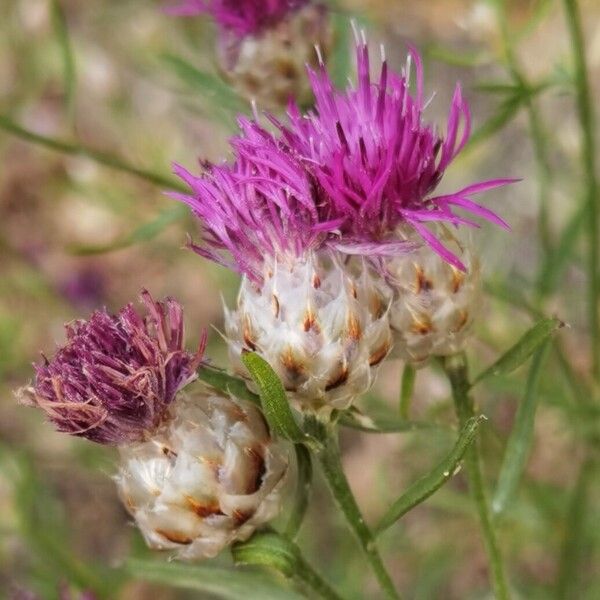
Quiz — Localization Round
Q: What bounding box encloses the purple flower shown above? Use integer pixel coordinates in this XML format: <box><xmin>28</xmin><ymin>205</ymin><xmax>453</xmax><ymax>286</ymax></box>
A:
<box><xmin>170</xmin><ymin>117</ymin><xmax>343</xmax><ymax>283</ymax></box>
<box><xmin>272</xmin><ymin>40</ymin><xmax>515</xmax><ymax>270</ymax></box>
<box><xmin>166</xmin><ymin>0</ymin><xmax>309</xmax><ymax>37</ymax></box>
<box><xmin>18</xmin><ymin>291</ymin><xmax>205</xmax><ymax>445</ymax></box>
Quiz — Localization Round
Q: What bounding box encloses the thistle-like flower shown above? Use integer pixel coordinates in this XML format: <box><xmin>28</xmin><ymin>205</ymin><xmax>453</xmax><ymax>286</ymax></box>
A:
<box><xmin>168</xmin><ymin>0</ymin><xmax>331</xmax><ymax>110</ymax></box>
<box><xmin>116</xmin><ymin>391</ymin><xmax>289</xmax><ymax>560</ymax></box>
<box><xmin>17</xmin><ymin>291</ymin><xmax>204</xmax><ymax>445</ymax></box>
<box><xmin>268</xmin><ymin>37</ymin><xmax>513</xmax><ymax>360</ymax></box>
<box><xmin>172</xmin><ymin>118</ymin><xmax>393</xmax><ymax>412</ymax></box>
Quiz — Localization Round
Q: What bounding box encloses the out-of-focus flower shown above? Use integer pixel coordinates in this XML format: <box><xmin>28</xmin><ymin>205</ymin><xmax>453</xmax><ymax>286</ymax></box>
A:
<box><xmin>274</xmin><ymin>39</ymin><xmax>513</xmax><ymax>271</ymax></box>
<box><xmin>116</xmin><ymin>391</ymin><xmax>289</xmax><ymax>559</ymax></box>
<box><xmin>17</xmin><ymin>291</ymin><xmax>205</xmax><ymax>445</ymax></box>
<box><xmin>168</xmin><ymin>1</ymin><xmax>331</xmax><ymax>110</ymax></box>
<box><xmin>385</xmin><ymin>226</ymin><xmax>481</xmax><ymax>365</ymax></box>
<box><xmin>172</xmin><ymin>119</ymin><xmax>392</xmax><ymax>412</ymax></box>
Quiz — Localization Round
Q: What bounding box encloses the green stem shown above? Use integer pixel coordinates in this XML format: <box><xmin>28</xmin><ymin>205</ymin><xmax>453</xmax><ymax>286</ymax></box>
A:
<box><xmin>399</xmin><ymin>364</ymin><xmax>416</xmax><ymax>419</ymax></box>
<box><xmin>294</xmin><ymin>554</ymin><xmax>344</xmax><ymax>600</ymax></box>
<box><xmin>555</xmin><ymin>457</ymin><xmax>595</xmax><ymax>599</ymax></box>
<box><xmin>443</xmin><ymin>354</ymin><xmax>511</xmax><ymax>600</ymax></box>
<box><xmin>0</xmin><ymin>114</ymin><xmax>186</xmax><ymax>192</ymax></box>
<box><xmin>285</xmin><ymin>444</ymin><xmax>313</xmax><ymax>539</ymax></box>
<box><xmin>318</xmin><ymin>431</ymin><xmax>401</xmax><ymax>600</ymax></box>
<box><xmin>561</xmin><ymin>0</ymin><xmax>600</xmax><ymax>380</ymax></box>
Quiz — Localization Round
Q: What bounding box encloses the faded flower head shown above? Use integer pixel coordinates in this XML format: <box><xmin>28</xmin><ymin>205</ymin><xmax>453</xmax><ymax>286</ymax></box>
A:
<box><xmin>18</xmin><ymin>291</ymin><xmax>205</xmax><ymax>445</ymax></box>
<box><xmin>116</xmin><ymin>391</ymin><xmax>289</xmax><ymax>559</ymax></box>
<box><xmin>274</xmin><ymin>38</ymin><xmax>513</xmax><ymax>270</ymax></box>
<box><xmin>167</xmin><ymin>0</ymin><xmax>309</xmax><ymax>38</ymax></box>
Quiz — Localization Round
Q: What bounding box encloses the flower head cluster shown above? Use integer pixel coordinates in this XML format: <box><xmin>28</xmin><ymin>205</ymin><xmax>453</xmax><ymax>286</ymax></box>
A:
<box><xmin>171</xmin><ymin>117</ymin><xmax>342</xmax><ymax>283</ymax></box>
<box><xmin>167</xmin><ymin>0</ymin><xmax>309</xmax><ymax>38</ymax></box>
<box><xmin>18</xmin><ymin>291</ymin><xmax>205</xmax><ymax>445</ymax></box>
<box><xmin>272</xmin><ymin>40</ymin><xmax>513</xmax><ymax>270</ymax></box>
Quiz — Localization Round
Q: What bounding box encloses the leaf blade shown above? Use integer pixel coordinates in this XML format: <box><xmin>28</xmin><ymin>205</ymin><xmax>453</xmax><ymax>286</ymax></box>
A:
<box><xmin>472</xmin><ymin>317</ymin><xmax>564</xmax><ymax>385</ymax></box>
<box><xmin>375</xmin><ymin>416</ymin><xmax>484</xmax><ymax>534</ymax></box>
<box><xmin>197</xmin><ymin>365</ymin><xmax>260</xmax><ymax>404</ymax></box>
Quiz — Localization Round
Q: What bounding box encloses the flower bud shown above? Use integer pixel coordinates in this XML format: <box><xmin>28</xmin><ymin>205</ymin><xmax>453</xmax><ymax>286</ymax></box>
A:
<box><xmin>217</xmin><ymin>4</ymin><xmax>331</xmax><ymax>110</ymax></box>
<box><xmin>116</xmin><ymin>391</ymin><xmax>289</xmax><ymax>559</ymax></box>
<box><xmin>385</xmin><ymin>229</ymin><xmax>481</xmax><ymax>365</ymax></box>
<box><xmin>17</xmin><ymin>291</ymin><xmax>204</xmax><ymax>445</ymax></box>
<box><xmin>225</xmin><ymin>253</ymin><xmax>392</xmax><ymax>412</ymax></box>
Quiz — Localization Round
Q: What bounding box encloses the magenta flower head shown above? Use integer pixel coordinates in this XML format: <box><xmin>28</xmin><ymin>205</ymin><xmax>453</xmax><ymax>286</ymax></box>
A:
<box><xmin>171</xmin><ymin>116</ymin><xmax>342</xmax><ymax>284</ymax></box>
<box><xmin>274</xmin><ymin>37</ymin><xmax>515</xmax><ymax>271</ymax></box>
<box><xmin>166</xmin><ymin>0</ymin><xmax>309</xmax><ymax>38</ymax></box>
<box><xmin>18</xmin><ymin>291</ymin><xmax>205</xmax><ymax>445</ymax></box>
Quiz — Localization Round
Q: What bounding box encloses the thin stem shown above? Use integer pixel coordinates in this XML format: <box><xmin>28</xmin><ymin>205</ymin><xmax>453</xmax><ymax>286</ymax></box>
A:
<box><xmin>318</xmin><ymin>431</ymin><xmax>401</xmax><ymax>600</ymax></box>
<box><xmin>494</xmin><ymin>0</ymin><xmax>553</xmax><ymax>251</ymax></box>
<box><xmin>0</xmin><ymin>114</ymin><xmax>186</xmax><ymax>192</ymax></box>
<box><xmin>555</xmin><ymin>457</ymin><xmax>595</xmax><ymax>599</ymax></box>
<box><xmin>443</xmin><ymin>354</ymin><xmax>511</xmax><ymax>600</ymax></box>
<box><xmin>294</xmin><ymin>553</ymin><xmax>344</xmax><ymax>600</ymax></box>
<box><xmin>285</xmin><ymin>444</ymin><xmax>313</xmax><ymax>539</ymax></box>
<box><xmin>561</xmin><ymin>0</ymin><xmax>600</xmax><ymax>380</ymax></box>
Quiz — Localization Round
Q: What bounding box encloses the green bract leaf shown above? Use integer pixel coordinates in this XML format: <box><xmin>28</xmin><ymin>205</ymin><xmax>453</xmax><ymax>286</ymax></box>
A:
<box><xmin>197</xmin><ymin>365</ymin><xmax>260</xmax><ymax>405</ymax></box>
<box><xmin>233</xmin><ymin>532</ymin><xmax>343</xmax><ymax>600</ymax></box>
<box><xmin>68</xmin><ymin>205</ymin><xmax>187</xmax><ymax>255</ymax></box>
<box><xmin>241</xmin><ymin>353</ymin><xmax>310</xmax><ymax>445</ymax></box>
<box><xmin>492</xmin><ymin>344</ymin><xmax>551</xmax><ymax>516</ymax></box>
<box><xmin>375</xmin><ymin>416</ymin><xmax>485</xmax><ymax>535</ymax></box>
<box><xmin>285</xmin><ymin>445</ymin><xmax>313</xmax><ymax>539</ymax></box>
<box><xmin>126</xmin><ymin>558</ymin><xmax>303</xmax><ymax>600</ymax></box>
<box><xmin>472</xmin><ymin>317</ymin><xmax>564</xmax><ymax>385</ymax></box>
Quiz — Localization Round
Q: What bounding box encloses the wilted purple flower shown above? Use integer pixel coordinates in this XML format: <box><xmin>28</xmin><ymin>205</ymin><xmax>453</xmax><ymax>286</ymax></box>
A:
<box><xmin>272</xmin><ymin>40</ymin><xmax>515</xmax><ymax>270</ymax></box>
<box><xmin>166</xmin><ymin>0</ymin><xmax>308</xmax><ymax>38</ymax></box>
<box><xmin>170</xmin><ymin>117</ymin><xmax>343</xmax><ymax>283</ymax></box>
<box><xmin>18</xmin><ymin>291</ymin><xmax>205</xmax><ymax>445</ymax></box>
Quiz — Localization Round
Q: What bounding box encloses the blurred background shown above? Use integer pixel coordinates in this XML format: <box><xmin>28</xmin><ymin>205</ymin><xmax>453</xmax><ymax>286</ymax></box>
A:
<box><xmin>1</xmin><ymin>0</ymin><xmax>599</xmax><ymax>598</ymax></box>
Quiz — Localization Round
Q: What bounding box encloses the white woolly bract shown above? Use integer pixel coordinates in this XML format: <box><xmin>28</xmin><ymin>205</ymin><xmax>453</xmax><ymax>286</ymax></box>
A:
<box><xmin>225</xmin><ymin>254</ymin><xmax>393</xmax><ymax>412</ymax></box>
<box><xmin>385</xmin><ymin>229</ymin><xmax>481</xmax><ymax>365</ymax></box>
<box><xmin>217</xmin><ymin>4</ymin><xmax>331</xmax><ymax>110</ymax></box>
<box><xmin>115</xmin><ymin>392</ymin><xmax>289</xmax><ymax>560</ymax></box>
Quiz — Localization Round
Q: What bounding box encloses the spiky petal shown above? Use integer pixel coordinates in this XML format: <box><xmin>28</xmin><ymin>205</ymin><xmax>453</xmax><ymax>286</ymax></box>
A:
<box><xmin>225</xmin><ymin>254</ymin><xmax>392</xmax><ymax>412</ymax></box>
<box><xmin>170</xmin><ymin>117</ymin><xmax>342</xmax><ymax>284</ymax></box>
<box><xmin>116</xmin><ymin>391</ymin><xmax>289</xmax><ymax>559</ymax></box>
<box><xmin>274</xmin><ymin>40</ymin><xmax>513</xmax><ymax>270</ymax></box>
<box><xmin>17</xmin><ymin>291</ymin><xmax>205</xmax><ymax>445</ymax></box>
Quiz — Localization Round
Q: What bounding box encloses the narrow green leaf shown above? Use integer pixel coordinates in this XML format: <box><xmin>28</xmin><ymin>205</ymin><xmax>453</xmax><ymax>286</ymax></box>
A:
<box><xmin>68</xmin><ymin>205</ymin><xmax>187</xmax><ymax>255</ymax></box>
<box><xmin>339</xmin><ymin>406</ymin><xmax>440</xmax><ymax>434</ymax></box>
<box><xmin>161</xmin><ymin>53</ymin><xmax>246</xmax><ymax>113</ymax></box>
<box><xmin>126</xmin><ymin>558</ymin><xmax>303</xmax><ymax>600</ymax></box>
<box><xmin>536</xmin><ymin>203</ymin><xmax>586</xmax><ymax>296</ymax></box>
<box><xmin>285</xmin><ymin>445</ymin><xmax>313</xmax><ymax>539</ymax></box>
<box><xmin>465</xmin><ymin>94</ymin><xmax>524</xmax><ymax>151</ymax></box>
<box><xmin>233</xmin><ymin>532</ymin><xmax>343</xmax><ymax>600</ymax></box>
<box><xmin>375</xmin><ymin>416</ymin><xmax>485</xmax><ymax>534</ymax></box>
<box><xmin>399</xmin><ymin>364</ymin><xmax>416</xmax><ymax>419</ymax></box>
<box><xmin>472</xmin><ymin>317</ymin><xmax>564</xmax><ymax>385</ymax></box>
<box><xmin>241</xmin><ymin>353</ymin><xmax>309</xmax><ymax>445</ymax></box>
<box><xmin>492</xmin><ymin>343</ymin><xmax>551</xmax><ymax>516</ymax></box>
<box><xmin>197</xmin><ymin>365</ymin><xmax>260</xmax><ymax>404</ymax></box>
<box><xmin>51</xmin><ymin>0</ymin><xmax>76</xmax><ymax>125</ymax></box>
<box><xmin>0</xmin><ymin>114</ymin><xmax>186</xmax><ymax>191</ymax></box>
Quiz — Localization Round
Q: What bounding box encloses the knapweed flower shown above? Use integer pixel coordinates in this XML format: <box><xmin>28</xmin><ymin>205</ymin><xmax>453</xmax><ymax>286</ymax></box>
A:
<box><xmin>168</xmin><ymin>0</ymin><xmax>331</xmax><ymax>110</ymax></box>
<box><xmin>17</xmin><ymin>291</ymin><xmax>204</xmax><ymax>445</ymax></box>
<box><xmin>171</xmin><ymin>118</ymin><xmax>393</xmax><ymax>412</ymax></box>
<box><xmin>116</xmin><ymin>391</ymin><xmax>289</xmax><ymax>560</ymax></box>
<box><xmin>269</xmin><ymin>38</ymin><xmax>513</xmax><ymax>360</ymax></box>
